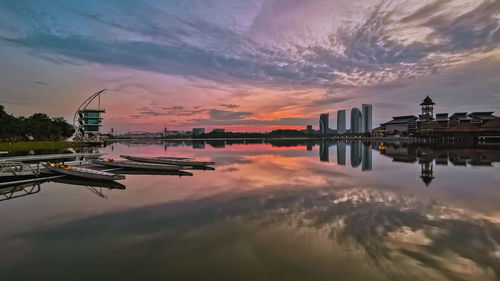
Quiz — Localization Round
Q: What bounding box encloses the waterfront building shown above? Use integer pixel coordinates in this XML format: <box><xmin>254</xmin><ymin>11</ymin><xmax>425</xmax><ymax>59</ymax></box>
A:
<box><xmin>306</xmin><ymin>125</ymin><xmax>313</xmax><ymax>134</ymax></box>
<box><xmin>350</xmin><ymin>108</ymin><xmax>363</xmax><ymax>134</ymax></box>
<box><xmin>468</xmin><ymin>112</ymin><xmax>495</xmax><ymax>124</ymax></box>
<box><xmin>435</xmin><ymin>113</ymin><xmax>449</xmax><ymax>128</ymax></box>
<box><xmin>448</xmin><ymin>112</ymin><xmax>471</xmax><ymax>127</ymax></box>
<box><xmin>337</xmin><ymin>110</ymin><xmax>346</xmax><ymax>134</ymax></box>
<box><xmin>192</xmin><ymin>128</ymin><xmax>205</xmax><ymax>135</ymax></box>
<box><xmin>319</xmin><ymin>113</ymin><xmax>329</xmax><ymax>135</ymax></box>
<box><xmin>361</xmin><ymin>104</ymin><xmax>372</xmax><ymax>133</ymax></box>
<box><xmin>419</xmin><ymin>96</ymin><xmax>435</xmax><ymax>121</ymax></box>
<box><xmin>212</xmin><ymin>128</ymin><xmax>225</xmax><ymax>133</ymax></box>
<box><xmin>381</xmin><ymin>116</ymin><xmax>418</xmax><ymax>134</ymax></box>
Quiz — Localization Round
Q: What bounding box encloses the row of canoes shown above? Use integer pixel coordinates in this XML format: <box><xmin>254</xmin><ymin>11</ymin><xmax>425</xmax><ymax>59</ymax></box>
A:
<box><xmin>42</xmin><ymin>155</ymin><xmax>215</xmax><ymax>181</ymax></box>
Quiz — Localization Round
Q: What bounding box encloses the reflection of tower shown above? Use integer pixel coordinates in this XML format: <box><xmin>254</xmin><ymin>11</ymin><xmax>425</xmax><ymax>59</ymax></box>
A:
<box><xmin>351</xmin><ymin>141</ymin><xmax>362</xmax><ymax>167</ymax></box>
<box><xmin>419</xmin><ymin>160</ymin><xmax>434</xmax><ymax>186</ymax></box>
<box><xmin>306</xmin><ymin>142</ymin><xmax>313</xmax><ymax>151</ymax></box>
<box><xmin>337</xmin><ymin>142</ymin><xmax>346</xmax><ymax>166</ymax></box>
<box><xmin>362</xmin><ymin>143</ymin><xmax>372</xmax><ymax>171</ymax></box>
<box><xmin>192</xmin><ymin>141</ymin><xmax>205</xmax><ymax>149</ymax></box>
<box><xmin>320</xmin><ymin>139</ymin><xmax>329</xmax><ymax>162</ymax></box>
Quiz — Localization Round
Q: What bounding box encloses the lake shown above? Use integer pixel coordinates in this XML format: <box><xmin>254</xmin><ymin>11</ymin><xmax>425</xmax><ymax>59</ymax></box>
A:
<box><xmin>1</xmin><ymin>140</ymin><xmax>500</xmax><ymax>281</ymax></box>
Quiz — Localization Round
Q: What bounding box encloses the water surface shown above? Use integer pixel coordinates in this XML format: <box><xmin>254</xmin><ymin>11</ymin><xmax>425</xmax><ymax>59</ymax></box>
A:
<box><xmin>1</xmin><ymin>140</ymin><xmax>500</xmax><ymax>281</ymax></box>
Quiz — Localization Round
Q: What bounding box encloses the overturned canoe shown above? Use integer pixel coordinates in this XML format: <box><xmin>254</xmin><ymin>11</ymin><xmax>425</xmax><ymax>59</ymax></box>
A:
<box><xmin>42</xmin><ymin>163</ymin><xmax>126</xmax><ymax>181</ymax></box>
<box><xmin>91</xmin><ymin>159</ymin><xmax>183</xmax><ymax>171</ymax></box>
<box><xmin>121</xmin><ymin>155</ymin><xmax>214</xmax><ymax>166</ymax></box>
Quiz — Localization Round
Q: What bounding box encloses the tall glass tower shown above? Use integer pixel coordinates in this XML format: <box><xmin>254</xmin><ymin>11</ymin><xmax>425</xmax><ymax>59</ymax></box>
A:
<box><xmin>319</xmin><ymin>113</ymin><xmax>329</xmax><ymax>135</ymax></box>
<box><xmin>350</xmin><ymin>108</ymin><xmax>362</xmax><ymax>134</ymax></box>
<box><xmin>337</xmin><ymin>110</ymin><xmax>346</xmax><ymax>134</ymax></box>
<box><xmin>362</xmin><ymin>104</ymin><xmax>372</xmax><ymax>133</ymax></box>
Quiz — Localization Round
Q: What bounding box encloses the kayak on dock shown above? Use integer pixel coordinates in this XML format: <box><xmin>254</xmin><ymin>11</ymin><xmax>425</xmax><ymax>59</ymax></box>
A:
<box><xmin>91</xmin><ymin>159</ymin><xmax>183</xmax><ymax>171</ymax></box>
<box><xmin>42</xmin><ymin>162</ymin><xmax>126</xmax><ymax>181</ymax></box>
<box><xmin>120</xmin><ymin>155</ymin><xmax>214</xmax><ymax>166</ymax></box>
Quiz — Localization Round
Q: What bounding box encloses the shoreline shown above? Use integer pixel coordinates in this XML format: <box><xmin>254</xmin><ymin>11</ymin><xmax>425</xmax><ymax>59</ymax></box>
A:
<box><xmin>0</xmin><ymin>141</ymin><xmax>87</xmax><ymax>151</ymax></box>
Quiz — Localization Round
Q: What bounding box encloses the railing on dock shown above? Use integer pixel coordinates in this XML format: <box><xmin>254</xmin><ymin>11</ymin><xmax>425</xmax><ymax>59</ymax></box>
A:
<box><xmin>0</xmin><ymin>162</ymin><xmax>41</xmax><ymax>177</ymax></box>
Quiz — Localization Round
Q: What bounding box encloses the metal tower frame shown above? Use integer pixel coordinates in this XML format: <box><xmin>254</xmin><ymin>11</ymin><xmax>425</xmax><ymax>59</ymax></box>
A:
<box><xmin>73</xmin><ymin>89</ymin><xmax>107</xmax><ymax>142</ymax></box>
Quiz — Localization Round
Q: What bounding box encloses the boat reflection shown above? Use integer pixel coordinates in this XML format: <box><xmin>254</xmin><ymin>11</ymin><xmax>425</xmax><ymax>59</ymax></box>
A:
<box><xmin>118</xmin><ymin>169</ymin><xmax>193</xmax><ymax>176</ymax></box>
<box><xmin>52</xmin><ymin>177</ymin><xmax>126</xmax><ymax>190</ymax></box>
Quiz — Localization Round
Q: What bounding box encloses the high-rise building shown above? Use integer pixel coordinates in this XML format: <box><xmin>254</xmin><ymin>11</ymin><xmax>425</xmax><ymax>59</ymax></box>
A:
<box><xmin>337</xmin><ymin>110</ymin><xmax>346</xmax><ymax>134</ymax></box>
<box><xmin>350</xmin><ymin>108</ymin><xmax>362</xmax><ymax>134</ymax></box>
<box><xmin>319</xmin><ymin>113</ymin><xmax>329</xmax><ymax>135</ymax></box>
<box><xmin>362</xmin><ymin>104</ymin><xmax>372</xmax><ymax>133</ymax></box>
<box><xmin>306</xmin><ymin>125</ymin><xmax>313</xmax><ymax>134</ymax></box>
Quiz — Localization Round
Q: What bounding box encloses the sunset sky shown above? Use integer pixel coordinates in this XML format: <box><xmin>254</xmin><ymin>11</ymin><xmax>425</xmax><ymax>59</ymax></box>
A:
<box><xmin>1</xmin><ymin>0</ymin><xmax>500</xmax><ymax>132</ymax></box>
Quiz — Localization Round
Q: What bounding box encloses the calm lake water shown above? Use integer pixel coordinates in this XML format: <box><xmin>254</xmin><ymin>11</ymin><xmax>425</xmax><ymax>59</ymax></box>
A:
<box><xmin>1</xmin><ymin>140</ymin><xmax>500</xmax><ymax>281</ymax></box>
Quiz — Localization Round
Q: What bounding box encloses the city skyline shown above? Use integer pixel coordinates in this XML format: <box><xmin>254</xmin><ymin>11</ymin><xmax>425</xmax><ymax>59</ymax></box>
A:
<box><xmin>1</xmin><ymin>0</ymin><xmax>500</xmax><ymax>132</ymax></box>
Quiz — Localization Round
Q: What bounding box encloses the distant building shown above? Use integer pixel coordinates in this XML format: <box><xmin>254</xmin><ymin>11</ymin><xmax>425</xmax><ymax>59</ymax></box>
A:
<box><xmin>381</xmin><ymin>116</ymin><xmax>418</xmax><ymax>134</ymax></box>
<box><xmin>419</xmin><ymin>96</ymin><xmax>435</xmax><ymax>121</ymax></box>
<box><xmin>192</xmin><ymin>128</ymin><xmax>205</xmax><ymax>135</ymax></box>
<box><xmin>319</xmin><ymin>113</ymin><xmax>329</xmax><ymax>135</ymax></box>
<box><xmin>435</xmin><ymin>113</ymin><xmax>449</xmax><ymax>128</ymax></box>
<box><xmin>337</xmin><ymin>110</ymin><xmax>346</xmax><ymax>134</ymax></box>
<box><xmin>449</xmin><ymin>112</ymin><xmax>471</xmax><ymax>127</ymax></box>
<box><xmin>361</xmin><ymin>104</ymin><xmax>372</xmax><ymax>133</ymax></box>
<box><xmin>350</xmin><ymin>108</ymin><xmax>362</xmax><ymax>134</ymax></box>
<box><xmin>468</xmin><ymin>112</ymin><xmax>495</xmax><ymax>124</ymax></box>
<box><xmin>306</xmin><ymin>125</ymin><xmax>313</xmax><ymax>134</ymax></box>
<box><xmin>212</xmin><ymin>128</ymin><xmax>225</xmax><ymax>133</ymax></box>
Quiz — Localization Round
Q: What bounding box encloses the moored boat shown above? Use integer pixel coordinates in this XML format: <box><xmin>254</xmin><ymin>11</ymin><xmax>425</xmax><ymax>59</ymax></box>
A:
<box><xmin>42</xmin><ymin>163</ymin><xmax>126</xmax><ymax>181</ymax></box>
<box><xmin>91</xmin><ymin>159</ymin><xmax>183</xmax><ymax>170</ymax></box>
<box><xmin>120</xmin><ymin>155</ymin><xmax>214</xmax><ymax>166</ymax></box>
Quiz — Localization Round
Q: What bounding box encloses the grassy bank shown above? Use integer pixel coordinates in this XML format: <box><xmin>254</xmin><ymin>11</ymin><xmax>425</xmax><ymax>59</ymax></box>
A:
<box><xmin>0</xmin><ymin>141</ymin><xmax>85</xmax><ymax>151</ymax></box>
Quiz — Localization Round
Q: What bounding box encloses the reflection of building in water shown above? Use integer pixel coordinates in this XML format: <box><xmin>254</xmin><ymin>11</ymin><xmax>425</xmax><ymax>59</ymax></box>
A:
<box><xmin>337</xmin><ymin>142</ymin><xmax>346</xmax><ymax>166</ymax></box>
<box><xmin>208</xmin><ymin>141</ymin><xmax>226</xmax><ymax>148</ymax></box>
<box><xmin>351</xmin><ymin>141</ymin><xmax>362</xmax><ymax>167</ymax></box>
<box><xmin>419</xmin><ymin>160</ymin><xmax>434</xmax><ymax>186</ymax></box>
<box><xmin>192</xmin><ymin>141</ymin><xmax>205</xmax><ymax>149</ymax></box>
<box><xmin>306</xmin><ymin>140</ymin><xmax>314</xmax><ymax>151</ymax></box>
<box><xmin>380</xmin><ymin>145</ymin><xmax>418</xmax><ymax>163</ymax></box>
<box><xmin>320</xmin><ymin>139</ymin><xmax>329</xmax><ymax>162</ymax></box>
<box><xmin>362</xmin><ymin>143</ymin><xmax>372</xmax><ymax>171</ymax></box>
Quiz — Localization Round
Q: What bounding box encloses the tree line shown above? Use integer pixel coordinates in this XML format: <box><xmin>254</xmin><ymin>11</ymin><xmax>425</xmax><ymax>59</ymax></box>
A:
<box><xmin>0</xmin><ymin>105</ymin><xmax>74</xmax><ymax>142</ymax></box>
